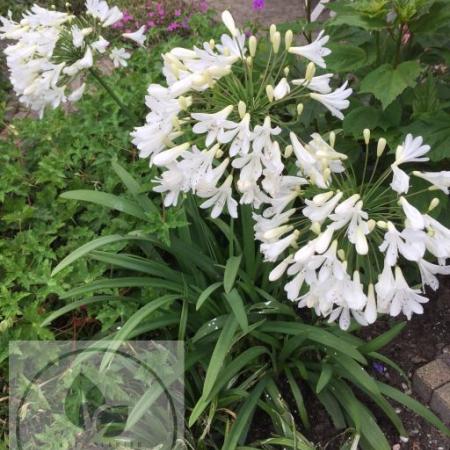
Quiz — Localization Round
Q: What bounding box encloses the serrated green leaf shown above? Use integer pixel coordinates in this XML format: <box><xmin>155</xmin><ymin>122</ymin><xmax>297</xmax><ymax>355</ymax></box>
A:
<box><xmin>360</xmin><ymin>61</ymin><xmax>423</xmax><ymax>109</ymax></box>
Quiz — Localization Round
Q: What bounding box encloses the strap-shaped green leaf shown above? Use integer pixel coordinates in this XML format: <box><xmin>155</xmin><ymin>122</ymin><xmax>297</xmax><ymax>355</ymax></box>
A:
<box><xmin>224</xmin><ymin>255</ymin><xmax>242</xmax><ymax>294</ymax></box>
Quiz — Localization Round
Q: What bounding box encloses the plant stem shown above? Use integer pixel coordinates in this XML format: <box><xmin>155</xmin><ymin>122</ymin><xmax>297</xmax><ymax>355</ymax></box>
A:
<box><xmin>394</xmin><ymin>24</ymin><xmax>403</xmax><ymax>67</ymax></box>
<box><xmin>89</xmin><ymin>68</ymin><xmax>129</xmax><ymax>114</ymax></box>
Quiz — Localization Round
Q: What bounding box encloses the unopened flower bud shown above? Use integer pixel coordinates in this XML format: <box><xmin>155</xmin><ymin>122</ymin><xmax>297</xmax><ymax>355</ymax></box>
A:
<box><xmin>367</xmin><ymin>219</ymin><xmax>376</xmax><ymax>232</ymax></box>
<box><xmin>215</xmin><ymin>149</ymin><xmax>224</xmax><ymax>158</ymax></box>
<box><xmin>272</xmin><ymin>32</ymin><xmax>281</xmax><ymax>53</ymax></box>
<box><xmin>263</xmin><ymin>225</ymin><xmax>294</xmax><ymax>240</ymax></box>
<box><xmin>297</xmin><ymin>103</ymin><xmax>304</xmax><ymax>115</ymax></box>
<box><xmin>329</xmin><ymin>131</ymin><xmax>336</xmax><ymax>147</ymax></box>
<box><xmin>222</xmin><ymin>10</ymin><xmax>237</xmax><ymax>36</ymax></box>
<box><xmin>305</xmin><ymin>62</ymin><xmax>316</xmax><ymax>82</ymax></box>
<box><xmin>377</xmin><ymin>137</ymin><xmax>387</xmax><ymax>157</ymax></box>
<box><xmin>238</xmin><ymin>101</ymin><xmax>246</xmax><ymax>118</ymax></box>
<box><xmin>337</xmin><ymin>249</ymin><xmax>346</xmax><ymax>261</ymax></box>
<box><xmin>249</xmin><ymin>36</ymin><xmax>257</xmax><ymax>57</ymax></box>
<box><xmin>377</xmin><ymin>220</ymin><xmax>387</xmax><ymax>229</ymax></box>
<box><xmin>178</xmin><ymin>96</ymin><xmax>192</xmax><ymax>110</ymax></box>
<box><xmin>428</xmin><ymin>198</ymin><xmax>440</xmax><ymax>212</ymax></box>
<box><xmin>246</xmin><ymin>56</ymin><xmax>253</xmax><ymax>66</ymax></box>
<box><xmin>209</xmin><ymin>39</ymin><xmax>215</xmax><ymax>48</ymax></box>
<box><xmin>310</xmin><ymin>222</ymin><xmax>321</xmax><ymax>235</ymax></box>
<box><xmin>270</xmin><ymin>24</ymin><xmax>277</xmax><ymax>41</ymax></box>
<box><xmin>323</xmin><ymin>168</ymin><xmax>331</xmax><ymax>182</ymax></box>
<box><xmin>266</xmin><ymin>85</ymin><xmax>274</xmax><ymax>102</ymax></box>
<box><xmin>285</xmin><ymin>29</ymin><xmax>293</xmax><ymax>49</ymax></box>
<box><xmin>284</xmin><ymin>66</ymin><xmax>290</xmax><ymax>76</ymax></box>
<box><xmin>284</xmin><ymin>145</ymin><xmax>293</xmax><ymax>158</ymax></box>
<box><xmin>363</xmin><ymin>128</ymin><xmax>370</xmax><ymax>145</ymax></box>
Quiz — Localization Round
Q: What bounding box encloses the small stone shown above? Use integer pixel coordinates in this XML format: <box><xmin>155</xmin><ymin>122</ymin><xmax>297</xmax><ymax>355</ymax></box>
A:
<box><xmin>392</xmin><ymin>444</ymin><xmax>400</xmax><ymax>450</ymax></box>
<box><xmin>413</xmin><ymin>359</ymin><xmax>450</xmax><ymax>402</ymax></box>
<box><xmin>430</xmin><ymin>382</ymin><xmax>450</xmax><ymax>425</ymax></box>
<box><xmin>399</xmin><ymin>436</ymin><xmax>409</xmax><ymax>443</ymax></box>
<box><xmin>410</xmin><ymin>428</ymin><xmax>419</xmax><ymax>435</ymax></box>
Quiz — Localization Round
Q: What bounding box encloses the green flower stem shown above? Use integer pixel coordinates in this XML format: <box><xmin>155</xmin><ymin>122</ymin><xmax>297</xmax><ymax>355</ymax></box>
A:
<box><xmin>89</xmin><ymin>68</ymin><xmax>131</xmax><ymax>118</ymax></box>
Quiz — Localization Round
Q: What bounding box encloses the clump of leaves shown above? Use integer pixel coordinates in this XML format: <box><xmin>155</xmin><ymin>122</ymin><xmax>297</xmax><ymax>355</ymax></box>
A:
<box><xmin>45</xmin><ymin>162</ymin><xmax>450</xmax><ymax>449</ymax></box>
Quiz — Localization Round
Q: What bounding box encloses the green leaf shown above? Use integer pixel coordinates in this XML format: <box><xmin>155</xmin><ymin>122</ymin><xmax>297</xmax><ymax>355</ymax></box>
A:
<box><xmin>60</xmin><ymin>190</ymin><xmax>147</xmax><ymax>220</ymax></box>
<box><xmin>358</xmin><ymin>322</ymin><xmax>406</xmax><ymax>354</ymax></box>
<box><xmin>360</xmin><ymin>61</ymin><xmax>423</xmax><ymax>109</ymax></box>
<box><xmin>99</xmin><ymin>294</ymin><xmax>179</xmax><ymax>372</ymax></box>
<box><xmin>224</xmin><ymin>255</ymin><xmax>242</xmax><ymax>294</ymax></box>
<box><xmin>224</xmin><ymin>288</ymin><xmax>248</xmax><ymax>331</ymax></box>
<box><xmin>343</xmin><ymin>106</ymin><xmax>381</xmax><ymax>137</ymax></box>
<box><xmin>222</xmin><ymin>376</ymin><xmax>269</xmax><ymax>450</ymax></box>
<box><xmin>202</xmin><ymin>315</ymin><xmax>238</xmax><ymax>399</ymax></box>
<box><xmin>285</xmin><ymin>368</ymin><xmax>310</xmax><ymax>429</ymax></box>
<box><xmin>378</xmin><ymin>382</ymin><xmax>450</xmax><ymax>437</ymax></box>
<box><xmin>196</xmin><ymin>281</ymin><xmax>223</xmax><ymax>310</ymax></box>
<box><xmin>316</xmin><ymin>364</ymin><xmax>333</xmax><ymax>394</ymax></box>
<box><xmin>41</xmin><ymin>295</ymin><xmax>128</xmax><ymax>327</ymax></box>
<box><xmin>326</xmin><ymin>44</ymin><xmax>368</xmax><ymax>72</ymax></box>
<box><xmin>51</xmin><ymin>235</ymin><xmax>125</xmax><ymax>276</ymax></box>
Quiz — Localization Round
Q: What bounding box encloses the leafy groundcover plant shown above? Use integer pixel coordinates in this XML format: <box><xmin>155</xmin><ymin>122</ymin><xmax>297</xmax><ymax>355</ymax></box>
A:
<box><xmin>30</xmin><ymin>7</ymin><xmax>450</xmax><ymax>450</ymax></box>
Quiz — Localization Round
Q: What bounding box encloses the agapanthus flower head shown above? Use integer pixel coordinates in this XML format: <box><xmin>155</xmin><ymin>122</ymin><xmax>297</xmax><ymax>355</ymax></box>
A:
<box><xmin>132</xmin><ymin>13</ymin><xmax>352</xmax><ymax>218</ymax></box>
<box><xmin>0</xmin><ymin>1</ymin><xmax>139</xmax><ymax>117</ymax></box>
<box><xmin>255</xmin><ymin>132</ymin><xmax>450</xmax><ymax>330</ymax></box>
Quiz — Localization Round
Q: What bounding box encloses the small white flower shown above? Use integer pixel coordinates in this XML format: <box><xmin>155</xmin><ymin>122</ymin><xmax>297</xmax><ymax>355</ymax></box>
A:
<box><xmin>218</xmin><ymin>113</ymin><xmax>252</xmax><ymax>156</ymax></box>
<box><xmin>86</xmin><ymin>0</ymin><xmax>123</xmax><ymax>27</ymax></box>
<box><xmin>91</xmin><ymin>36</ymin><xmax>109</xmax><ymax>53</ymax></box>
<box><xmin>292</xmin><ymin>73</ymin><xmax>332</xmax><ymax>94</ymax></box>
<box><xmin>68</xmin><ymin>83</ymin><xmax>86</xmax><ymax>102</ymax></box>
<box><xmin>390</xmin><ymin>164</ymin><xmax>410</xmax><ymax>194</ymax></box>
<box><xmin>221</xmin><ymin>10</ymin><xmax>238</xmax><ymax>37</ymax></box>
<box><xmin>395</xmin><ymin>134</ymin><xmax>430</xmax><ymax>165</ymax></box>
<box><xmin>123</xmin><ymin>26</ymin><xmax>147</xmax><ymax>46</ymax></box>
<box><xmin>310</xmin><ymin>81</ymin><xmax>352</xmax><ymax>120</ymax></box>
<box><xmin>303</xmin><ymin>191</ymin><xmax>343</xmax><ymax>223</ymax></box>
<box><xmin>288</xmin><ymin>30</ymin><xmax>331</xmax><ymax>68</ymax></box>
<box><xmin>199</xmin><ymin>175</ymin><xmax>238</xmax><ymax>218</ymax></box>
<box><xmin>379</xmin><ymin>222</ymin><xmax>425</xmax><ymax>265</ymax></box>
<box><xmin>192</xmin><ymin>105</ymin><xmax>233</xmax><ymax>147</ymax></box>
<box><xmin>109</xmin><ymin>47</ymin><xmax>131</xmax><ymax>67</ymax></box>
<box><xmin>261</xmin><ymin>230</ymin><xmax>299</xmax><ymax>262</ymax></box>
<box><xmin>399</xmin><ymin>196</ymin><xmax>424</xmax><ymax>230</ymax></box>
<box><xmin>418</xmin><ymin>259</ymin><xmax>450</xmax><ymax>291</ymax></box>
<box><xmin>413</xmin><ymin>171</ymin><xmax>450</xmax><ymax>194</ymax></box>
<box><xmin>273</xmin><ymin>77</ymin><xmax>291</xmax><ymax>100</ymax></box>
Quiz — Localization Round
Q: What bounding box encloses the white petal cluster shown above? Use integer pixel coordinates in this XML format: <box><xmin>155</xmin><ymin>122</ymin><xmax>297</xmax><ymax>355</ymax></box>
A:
<box><xmin>255</xmin><ymin>133</ymin><xmax>450</xmax><ymax>329</ymax></box>
<box><xmin>132</xmin><ymin>14</ymin><xmax>352</xmax><ymax>218</ymax></box>
<box><xmin>0</xmin><ymin>1</ymin><xmax>130</xmax><ymax>117</ymax></box>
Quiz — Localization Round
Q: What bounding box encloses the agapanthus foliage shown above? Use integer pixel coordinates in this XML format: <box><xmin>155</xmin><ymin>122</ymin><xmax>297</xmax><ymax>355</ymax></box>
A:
<box><xmin>132</xmin><ymin>11</ymin><xmax>352</xmax><ymax>218</ymax></box>
<box><xmin>0</xmin><ymin>0</ymin><xmax>143</xmax><ymax>117</ymax></box>
<box><xmin>256</xmin><ymin>131</ymin><xmax>450</xmax><ymax>329</ymax></box>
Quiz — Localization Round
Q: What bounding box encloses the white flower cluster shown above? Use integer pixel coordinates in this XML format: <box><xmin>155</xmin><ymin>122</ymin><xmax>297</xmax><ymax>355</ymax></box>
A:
<box><xmin>132</xmin><ymin>11</ymin><xmax>352</xmax><ymax>218</ymax></box>
<box><xmin>0</xmin><ymin>1</ymin><xmax>143</xmax><ymax>117</ymax></box>
<box><xmin>256</xmin><ymin>132</ymin><xmax>450</xmax><ymax>330</ymax></box>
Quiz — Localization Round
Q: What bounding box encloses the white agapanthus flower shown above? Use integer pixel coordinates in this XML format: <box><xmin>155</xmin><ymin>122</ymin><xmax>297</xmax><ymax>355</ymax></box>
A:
<box><xmin>255</xmin><ymin>132</ymin><xmax>450</xmax><ymax>329</ymax></box>
<box><xmin>0</xmin><ymin>0</ymin><xmax>132</xmax><ymax>117</ymax></box>
<box><xmin>132</xmin><ymin>13</ymin><xmax>352</xmax><ymax>218</ymax></box>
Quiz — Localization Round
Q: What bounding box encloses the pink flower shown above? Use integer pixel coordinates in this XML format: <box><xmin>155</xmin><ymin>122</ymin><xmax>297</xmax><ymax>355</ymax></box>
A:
<box><xmin>174</xmin><ymin>9</ymin><xmax>182</xmax><ymax>17</ymax></box>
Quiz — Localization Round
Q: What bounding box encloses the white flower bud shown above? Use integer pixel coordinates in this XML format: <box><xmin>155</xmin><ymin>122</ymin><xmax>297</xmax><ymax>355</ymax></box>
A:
<box><xmin>329</xmin><ymin>131</ymin><xmax>336</xmax><ymax>147</ymax></box>
<box><xmin>272</xmin><ymin>32</ymin><xmax>281</xmax><ymax>53</ymax></box>
<box><xmin>249</xmin><ymin>36</ymin><xmax>257</xmax><ymax>57</ymax></box>
<box><xmin>263</xmin><ymin>225</ymin><xmax>294</xmax><ymax>240</ymax></box>
<box><xmin>222</xmin><ymin>11</ymin><xmax>237</xmax><ymax>36</ymax></box>
<box><xmin>284</xmin><ymin>145</ymin><xmax>293</xmax><ymax>158</ymax></box>
<box><xmin>377</xmin><ymin>220</ymin><xmax>387</xmax><ymax>229</ymax></box>
<box><xmin>310</xmin><ymin>222</ymin><xmax>321</xmax><ymax>235</ymax></box>
<box><xmin>285</xmin><ymin>30</ymin><xmax>293</xmax><ymax>49</ymax></box>
<box><xmin>284</xmin><ymin>66</ymin><xmax>290</xmax><ymax>76</ymax></box>
<box><xmin>367</xmin><ymin>219</ymin><xmax>376</xmax><ymax>232</ymax></box>
<box><xmin>377</xmin><ymin>137</ymin><xmax>387</xmax><ymax>157</ymax></box>
<box><xmin>337</xmin><ymin>249</ymin><xmax>346</xmax><ymax>261</ymax></box>
<box><xmin>215</xmin><ymin>148</ymin><xmax>224</xmax><ymax>158</ymax></box>
<box><xmin>305</xmin><ymin>62</ymin><xmax>316</xmax><ymax>81</ymax></box>
<box><xmin>246</xmin><ymin>56</ymin><xmax>253</xmax><ymax>66</ymax></box>
<box><xmin>297</xmin><ymin>103</ymin><xmax>304</xmax><ymax>115</ymax></box>
<box><xmin>363</xmin><ymin>128</ymin><xmax>370</xmax><ymax>145</ymax></box>
<box><xmin>266</xmin><ymin>85</ymin><xmax>274</xmax><ymax>102</ymax></box>
<box><xmin>270</xmin><ymin>24</ymin><xmax>277</xmax><ymax>42</ymax></box>
<box><xmin>238</xmin><ymin>101</ymin><xmax>247</xmax><ymax>118</ymax></box>
<box><xmin>209</xmin><ymin>39</ymin><xmax>215</xmax><ymax>48</ymax></box>
<box><xmin>428</xmin><ymin>198</ymin><xmax>440</xmax><ymax>212</ymax></box>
